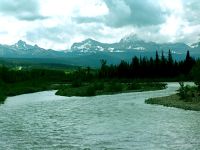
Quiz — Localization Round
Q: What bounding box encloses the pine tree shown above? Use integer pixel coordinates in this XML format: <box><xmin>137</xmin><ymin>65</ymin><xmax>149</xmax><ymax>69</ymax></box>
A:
<box><xmin>130</xmin><ymin>56</ymin><xmax>139</xmax><ymax>77</ymax></box>
<box><xmin>155</xmin><ymin>50</ymin><xmax>159</xmax><ymax>65</ymax></box>
<box><xmin>184</xmin><ymin>50</ymin><xmax>195</xmax><ymax>74</ymax></box>
<box><xmin>161</xmin><ymin>50</ymin><xmax>166</xmax><ymax>64</ymax></box>
<box><xmin>168</xmin><ymin>49</ymin><xmax>173</xmax><ymax>65</ymax></box>
<box><xmin>185</xmin><ymin>50</ymin><xmax>192</xmax><ymax>63</ymax></box>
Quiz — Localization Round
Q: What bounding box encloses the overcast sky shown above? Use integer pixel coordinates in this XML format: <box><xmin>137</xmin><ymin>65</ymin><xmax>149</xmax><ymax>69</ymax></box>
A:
<box><xmin>0</xmin><ymin>0</ymin><xmax>200</xmax><ymax>50</ymax></box>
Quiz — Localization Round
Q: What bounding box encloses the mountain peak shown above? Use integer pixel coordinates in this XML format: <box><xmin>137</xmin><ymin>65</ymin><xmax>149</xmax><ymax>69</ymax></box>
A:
<box><xmin>191</xmin><ymin>41</ymin><xmax>200</xmax><ymax>48</ymax></box>
<box><xmin>83</xmin><ymin>38</ymin><xmax>98</xmax><ymax>44</ymax></box>
<box><xmin>14</xmin><ymin>40</ymin><xmax>28</xmax><ymax>49</ymax></box>
<box><xmin>34</xmin><ymin>44</ymin><xmax>40</xmax><ymax>48</ymax></box>
<box><xmin>17</xmin><ymin>40</ymin><xmax>26</xmax><ymax>44</ymax></box>
<box><xmin>71</xmin><ymin>38</ymin><xmax>105</xmax><ymax>53</ymax></box>
<box><xmin>120</xmin><ymin>34</ymin><xmax>143</xmax><ymax>43</ymax></box>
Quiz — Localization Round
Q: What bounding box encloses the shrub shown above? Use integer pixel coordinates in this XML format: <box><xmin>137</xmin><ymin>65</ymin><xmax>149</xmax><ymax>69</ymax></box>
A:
<box><xmin>0</xmin><ymin>95</ymin><xmax>6</xmax><ymax>102</ymax></box>
<box><xmin>107</xmin><ymin>82</ymin><xmax>123</xmax><ymax>93</ymax></box>
<box><xmin>178</xmin><ymin>82</ymin><xmax>190</xmax><ymax>101</ymax></box>
<box><xmin>93</xmin><ymin>82</ymin><xmax>104</xmax><ymax>90</ymax></box>
<box><xmin>71</xmin><ymin>80</ymin><xmax>82</xmax><ymax>87</ymax></box>
<box><xmin>0</xmin><ymin>90</ymin><xmax>6</xmax><ymax>102</ymax></box>
<box><xmin>191</xmin><ymin>61</ymin><xmax>200</xmax><ymax>89</ymax></box>
<box><xmin>127</xmin><ymin>82</ymin><xmax>141</xmax><ymax>90</ymax></box>
<box><xmin>85</xmin><ymin>85</ymin><xmax>96</xmax><ymax>96</ymax></box>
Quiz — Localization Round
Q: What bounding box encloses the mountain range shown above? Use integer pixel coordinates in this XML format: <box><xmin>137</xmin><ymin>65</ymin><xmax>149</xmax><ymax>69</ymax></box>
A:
<box><xmin>0</xmin><ymin>35</ymin><xmax>200</xmax><ymax>67</ymax></box>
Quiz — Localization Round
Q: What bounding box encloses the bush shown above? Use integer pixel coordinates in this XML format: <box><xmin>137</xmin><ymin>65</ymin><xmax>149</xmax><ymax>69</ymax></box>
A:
<box><xmin>85</xmin><ymin>85</ymin><xmax>96</xmax><ymax>96</ymax></box>
<box><xmin>0</xmin><ymin>89</ymin><xmax>6</xmax><ymax>102</ymax></box>
<box><xmin>93</xmin><ymin>82</ymin><xmax>104</xmax><ymax>90</ymax></box>
<box><xmin>191</xmin><ymin>61</ymin><xmax>200</xmax><ymax>89</ymax></box>
<box><xmin>106</xmin><ymin>82</ymin><xmax>123</xmax><ymax>93</ymax></box>
<box><xmin>71</xmin><ymin>80</ymin><xmax>82</xmax><ymax>87</ymax></box>
<box><xmin>0</xmin><ymin>94</ymin><xmax>6</xmax><ymax>102</ymax></box>
<box><xmin>178</xmin><ymin>82</ymin><xmax>190</xmax><ymax>101</ymax></box>
<box><xmin>127</xmin><ymin>82</ymin><xmax>141</xmax><ymax>90</ymax></box>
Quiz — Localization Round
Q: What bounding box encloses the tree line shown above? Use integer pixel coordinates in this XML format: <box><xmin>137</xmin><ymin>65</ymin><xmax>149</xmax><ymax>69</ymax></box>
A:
<box><xmin>98</xmin><ymin>50</ymin><xmax>196</xmax><ymax>79</ymax></box>
<box><xmin>0</xmin><ymin>67</ymin><xmax>67</xmax><ymax>84</ymax></box>
<box><xmin>0</xmin><ymin>50</ymin><xmax>197</xmax><ymax>85</ymax></box>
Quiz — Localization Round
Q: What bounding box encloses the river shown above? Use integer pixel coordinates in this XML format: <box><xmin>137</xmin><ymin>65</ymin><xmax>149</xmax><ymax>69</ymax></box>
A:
<box><xmin>0</xmin><ymin>83</ymin><xmax>200</xmax><ymax>149</ymax></box>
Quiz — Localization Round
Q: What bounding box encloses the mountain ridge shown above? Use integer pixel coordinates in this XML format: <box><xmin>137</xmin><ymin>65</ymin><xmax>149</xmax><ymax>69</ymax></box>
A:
<box><xmin>0</xmin><ymin>36</ymin><xmax>199</xmax><ymax>67</ymax></box>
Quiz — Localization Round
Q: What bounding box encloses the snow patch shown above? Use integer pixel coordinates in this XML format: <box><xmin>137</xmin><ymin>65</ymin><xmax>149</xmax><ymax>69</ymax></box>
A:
<box><xmin>190</xmin><ymin>42</ymin><xmax>199</xmax><ymax>48</ymax></box>
<box><xmin>97</xmin><ymin>46</ymin><xmax>104</xmax><ymax>51</ymax></box>
<box><xmin>115</xmin><ymin>50</ymin><xmax>124</xmax><ymax>53</ymax></box>
<box><xmin>108</xmin><ymin>47</ymin><xmax>114</xmax><ymax>52</ymax></box>
<box><xmin>133</xmin><ymin>47</ymin><xmax>146</xmax><ymax>50</ymax></box>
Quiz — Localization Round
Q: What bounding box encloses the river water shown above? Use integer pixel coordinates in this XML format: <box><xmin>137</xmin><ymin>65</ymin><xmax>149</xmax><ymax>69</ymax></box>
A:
<box><xmin>0</xmin><ymin>83</ymin><xmax>200</xmax><ymax>150</ymax></box>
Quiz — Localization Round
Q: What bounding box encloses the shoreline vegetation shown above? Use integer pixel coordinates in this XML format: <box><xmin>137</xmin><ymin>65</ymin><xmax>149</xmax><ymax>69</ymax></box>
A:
<box><xmin>0</xmin><ymin>81</ymin><xmax>59</xmax><ymax>104</ymax></box>
<box><xmin>0</xmin><ymin>81</ymin><xmax>61</xmax><ymax>104</ymax></box>
<box><xmin>1</xmin><ymin>50</ymin><xmax>200</xmax><ymax>108</ymax></box>
<box><xmin>0</xmin><ymin>68</ymin><xmax>67</xmax><ymax>104</ymax></box>
<box><xmin>0</xmin><ymin>79</ymin><xmax>167</xmax><ymax>103</ymax></box>
<box><xmin>55</xmin><ymin>81</ymin><xmax>167</xmax><ymax>97</ymax></box>
<box><xmin>146</xmin><ymin>83</ymin><xmax>200</xmax><ymax>111</ymax></box>
<box><xmin>145</xmin><ymin>94</ymin><xmax>200</xmax><ymax>111</ymax></box>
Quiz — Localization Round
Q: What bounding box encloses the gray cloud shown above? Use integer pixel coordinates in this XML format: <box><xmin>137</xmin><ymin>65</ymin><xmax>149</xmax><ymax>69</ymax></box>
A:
<box><xmin>74</xmin><ymin>0</ymin><xmax>167</xmax><ymax>27</ymax></box>
<box><xmin>1</xmin><ymin>0</ymin><xmax>200</xmax><ymax>49</ymax></box>
<box><xmin>26</xmin><ymin>27</ymin><xmax>71</xmax><ymax>44</ymax></box>
<box><xmin>74</xmin><ymin>17</ymin><xmax>102</xmax><ymax>24</ymax></box>
<box><xmin>0</xmin><ymin>0</ymin><xmax>47</xmax><ymax>21</ymax></box>
<box><xmin>183</xmin><ymin>0</ymin><xmax>200</xmax><ymax>25</ymax></box>
<box><xmin>25</xmin><ymin>21</ymin><xmax>119</xmax><ymax>50</ymax></box>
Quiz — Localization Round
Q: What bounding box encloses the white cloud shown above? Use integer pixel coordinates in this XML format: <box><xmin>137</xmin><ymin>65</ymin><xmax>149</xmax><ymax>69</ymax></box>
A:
<box><xmin>0</xmin><ymin>0</ymin><xmax>200</xmax><ymax>49</ymax></box>
<box><xmin>39</xmin><ymin>0</ymin><xmax>108</xmax><ymax>18</ymax></box>
<box><xmin>160</xmin><ymin>16</ymin><xmax>182</xmax><ymax>37</ymax></box>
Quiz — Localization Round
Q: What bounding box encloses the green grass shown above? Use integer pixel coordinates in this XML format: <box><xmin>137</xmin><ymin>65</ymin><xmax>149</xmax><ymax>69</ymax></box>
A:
<box><xmin>0</xmin><ymin>82</ymin><xmax>6</xmax><ymax>103</ymax></box>
<box><xmin>56</xmin><ymin>81</ymin><xmax>166</xmax><ymax>97</ymax></box>
<box><xmin>0</xmin><ymin>78</ymin><xmax>166</xmax><ymax>104</ymax></box>
<box><xmin>145</xmin><ymin>94</ymin><xmax>200</xmax><ymax>111</ymax></box>
<box><xmin>0</xmin><ymin>94</ymin><xmax>6</xmax><ymax>103</ymax></box>
<box><xmin>5</xmin><ymin>82</ymin><xmax>53</xmax><ymax>96</ymax></box>
<box><xmin>0</xmin><ymin>80</ymin><xmax>62</xmax><ymax>104</ymax></box>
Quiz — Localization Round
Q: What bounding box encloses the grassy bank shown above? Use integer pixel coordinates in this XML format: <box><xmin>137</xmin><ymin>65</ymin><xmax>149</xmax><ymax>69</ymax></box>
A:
<box><xmin>0</xmin><ymin>66</ymin><xmax>68</xmax><ymax>104</ymax></box>
<box><xmin>56</xmin><ymin>81</ymin><xmax>166</xmax><ymax>97</ymax></box>
<box><xmin>145</xmin><ymin>94</ymin><xmax>200</xmax><ymax>111</ymax></box>
<box><xmin>0</xmin><ymin>81</ymin><xmax>166</xmax><ymax>104</ymax></box>
<box><xmin>0</xmin><ymin>81</ymin><xmax>63</xmax><ymax>104</ymax></box>
<box><xmin>0</xmin><ymin>82</ymin><xmax>7</xmax><ymax>103</ymax></box>
<box><xmin>0</xmin><ymin>93</ymin><xmax>6</xmax><ymax>103</ymax></box>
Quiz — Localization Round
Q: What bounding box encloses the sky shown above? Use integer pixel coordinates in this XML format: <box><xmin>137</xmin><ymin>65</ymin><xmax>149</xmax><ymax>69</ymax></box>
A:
<box><xmin>0</xmin><ymin>0</ymin><xmax>200</xmax><ymax>50</ymax></box>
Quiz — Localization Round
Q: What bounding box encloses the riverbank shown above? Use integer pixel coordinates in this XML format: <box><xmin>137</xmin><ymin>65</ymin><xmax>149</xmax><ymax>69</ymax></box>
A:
<box><xmin>145</xmin><ymin>93</ymin><xmax>200</xmax><ymax>111</ymax></box>
<box><xmin>0</xmin><ymin>94</ymin><xmax>6</xmax><ymax>103</ymax></box>
<box><xmin>1</xmin><ymin>80</ymin><xmax>166</xmax><ymax>104</ymax></box>
<box><xmin>0</xmin><ymin>81</ymin><xmax>62</xmax><ymax>104</ymax></box>
<box><xmin>56</xmin><ymin>81</ymin><xmax>167</xmax><ymax>97</ymax></box>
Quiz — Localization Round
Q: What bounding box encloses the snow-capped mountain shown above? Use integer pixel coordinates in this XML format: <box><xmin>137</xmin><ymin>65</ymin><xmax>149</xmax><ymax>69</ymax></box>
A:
<box><xmin>119</xmin><ymin>34</ymin><xmax>145</xmax><ymax>44</ymax></box>
<box><xmin>11</xmin><ymin>40</ymin><xmax>33</xmax><ymax>50</ymax></box>
<box><xmin>71</xmin><ymin>38</ymin><xmax>124</xmax><ymax>53</ymax></box>
<box><xmin>0</xmin><ymin>36</ymin><xmax>200</xmax><ymax>67</ymax></box>
<box><xmin>70</xmin><ymin>35</ymin><xmax>191</xmax><ymax>55</ymax></box>
<box><xmin>70</xmin><ymin>36</ymin><xmax>149</xmax><ymax>54</ymax></box>
<box><xmin>191</xmin><ymin>42</ymin><xmax>200</xmax><ymax>48</ymax></box>
<box><xmin>0</xmin><ymin>40</ymin><xmax>65</xmax><ymax>58</ymax></box>
<box><xmin>189</xmin><ymin>41</ymin><xmax>200</xmax><ymax>55</ymax></box>
<box><xmin>71</xmin><ymin>38</ymin><xmax>106</xmax><ymax>53</ymax></box>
